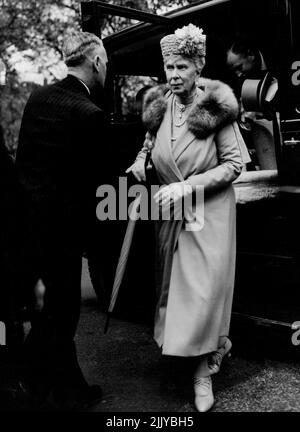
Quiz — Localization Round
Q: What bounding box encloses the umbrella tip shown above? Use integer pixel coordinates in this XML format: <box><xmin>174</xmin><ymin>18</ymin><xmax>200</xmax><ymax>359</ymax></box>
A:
<box><xmin>104</xmin><ymin>313</ymin><xmax>111</xmax><ymax>334</ymax></box>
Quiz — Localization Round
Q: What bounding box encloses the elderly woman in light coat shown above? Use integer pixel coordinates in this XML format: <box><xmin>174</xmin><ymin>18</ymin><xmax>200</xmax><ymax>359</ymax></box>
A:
<box><xmin>127</xmin><ymin>24</ymin><xmax>248</xmax><ymax>412</ymax></box>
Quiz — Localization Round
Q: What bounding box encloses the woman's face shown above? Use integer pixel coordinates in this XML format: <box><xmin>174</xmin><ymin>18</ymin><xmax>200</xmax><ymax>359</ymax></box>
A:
<box><xmin>164</xmin><ymin>55</ymin><xmax>199</xmax><ymax>96</ymax></box>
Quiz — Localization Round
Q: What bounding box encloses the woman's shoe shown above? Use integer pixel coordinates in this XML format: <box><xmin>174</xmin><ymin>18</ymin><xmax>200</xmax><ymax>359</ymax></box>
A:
<box><xmin>194</xmin><ymin>376</ymin><xmax>214</xmax><ymax>412</ymax></box>
<box><xmin>208</xmin><ymin>337</ymin><xmax>232</xmax><ymax>375</ymax></box>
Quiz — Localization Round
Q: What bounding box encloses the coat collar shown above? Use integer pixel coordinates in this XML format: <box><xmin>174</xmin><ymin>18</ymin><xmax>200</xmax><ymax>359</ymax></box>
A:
<box><xmin>57</xmin><ymin>75</ymin><xmax>91</xmax><ymax>98</ymax></box>
<box><xmin>155</xmin><ymin>94</ymin><xmax>184</xmax><ymax>182</ymax></box>
<box><xmin>142</xmin><ymin>78</ymin><xmax>239</xmax><ymax>139</ymax></box>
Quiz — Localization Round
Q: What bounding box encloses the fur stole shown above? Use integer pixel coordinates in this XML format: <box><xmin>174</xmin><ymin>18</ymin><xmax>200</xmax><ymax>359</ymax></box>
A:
<box><xmin>142</xmin><ymin>78</ymin><xmax>239</xmax><ymax>139</ymax></box>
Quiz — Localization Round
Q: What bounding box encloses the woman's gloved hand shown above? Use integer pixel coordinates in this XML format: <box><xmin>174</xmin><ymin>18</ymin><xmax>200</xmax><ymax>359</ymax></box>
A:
<box><xmin>125</xmin><ymin>157</ymin><xmax>146</xmax><ymax>182</ymax></box>
<box><xmin>126</xmin><ymin>133</ymin><xmax>154</xmax><ymax>182</ymax></box>
<box><xmin>154</xmin><ymin>181</ymin><xmax>192</xmax><ymax>208</ymax></box>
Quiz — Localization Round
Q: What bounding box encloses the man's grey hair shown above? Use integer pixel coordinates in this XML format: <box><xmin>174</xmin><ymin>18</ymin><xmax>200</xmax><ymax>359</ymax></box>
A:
<box><xmin>63</xmin><ymin>31</ymin><xmax>104</xmax><ymax>67</ymax></box>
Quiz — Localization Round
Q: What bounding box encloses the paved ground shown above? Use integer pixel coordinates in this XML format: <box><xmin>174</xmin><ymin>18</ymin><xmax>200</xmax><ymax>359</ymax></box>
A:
<box><xmin>78</xmin><ymin>259</ymin><xmax>300</xmax><ymax>412</ymax></box>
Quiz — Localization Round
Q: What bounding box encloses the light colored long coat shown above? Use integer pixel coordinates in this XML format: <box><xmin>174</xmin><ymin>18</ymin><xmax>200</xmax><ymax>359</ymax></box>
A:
<box><xmin>144</xmin><ymin>80</ymin><xmax>245</xmax><ymax>357</ymax></box>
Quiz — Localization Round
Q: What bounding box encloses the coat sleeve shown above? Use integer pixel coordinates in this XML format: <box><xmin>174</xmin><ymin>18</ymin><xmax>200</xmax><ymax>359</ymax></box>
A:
<box><xmin>186</xmin><ymin>122</ymin><xmax>243</xmax><ymax>192</ymax></box>
<box><xmin>232</xmin><ymin>122</ymin><xmax>251</xmax><ymax>164</ymax></box>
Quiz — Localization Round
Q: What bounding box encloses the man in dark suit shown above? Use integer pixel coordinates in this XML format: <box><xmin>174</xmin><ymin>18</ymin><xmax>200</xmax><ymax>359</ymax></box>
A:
<box><xmin>14</xmin><ymin>31</ymin><xmax>108</xmax><ymax>410</ymax></box>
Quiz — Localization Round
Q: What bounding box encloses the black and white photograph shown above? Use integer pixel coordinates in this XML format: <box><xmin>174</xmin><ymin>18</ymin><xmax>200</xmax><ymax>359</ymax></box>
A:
<box><xmin>0</xmin><ymin>0</ymin><xmax>300</xmax><ymax>419</ymax></box>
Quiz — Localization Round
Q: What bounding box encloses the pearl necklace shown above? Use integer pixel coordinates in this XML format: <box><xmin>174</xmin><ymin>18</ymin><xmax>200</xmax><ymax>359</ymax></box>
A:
<box><xmin>173</xmin><ymin>95</ymin><xmax>196</xmax><ymax>127</ymax></box>
<box><xmin>175</xmin><ymin>100</ymin><xmax>186</xmax><ymax>121</ymax></box>
<box><xmin>171</xmin><ymin>91</ymin><xmax>198</xmax><ymax>143</ymax></box>
<box><xmin>173</xmin><ymin>100</ymin><xmax>188</xmax><ymax>127</ymax></box>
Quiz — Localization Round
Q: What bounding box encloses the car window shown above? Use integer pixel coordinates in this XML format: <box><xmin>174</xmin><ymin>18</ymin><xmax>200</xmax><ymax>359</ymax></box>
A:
<box><xmin>112</xmin><ymin>75</ymin><xmax>159</xmax><ymax>118</ymax></box>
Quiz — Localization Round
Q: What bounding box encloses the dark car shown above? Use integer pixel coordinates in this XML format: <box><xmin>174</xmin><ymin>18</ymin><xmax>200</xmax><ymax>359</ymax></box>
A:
<box><xmin>82</xmin><ymin>0</ymin><xmax>300</xmax><ymax>334</ymax></box>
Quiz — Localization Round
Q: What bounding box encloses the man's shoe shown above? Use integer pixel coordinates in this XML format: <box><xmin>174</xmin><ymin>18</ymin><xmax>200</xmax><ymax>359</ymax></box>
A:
<box><xmin>194</xmin><ymin>376</ymin><xmax>214</xmax><ymax>412</ymax></box>
<box><xmin>208</xmin><ymin>338</ymin><xmax>232</xmax><ymax>375</ymax></box>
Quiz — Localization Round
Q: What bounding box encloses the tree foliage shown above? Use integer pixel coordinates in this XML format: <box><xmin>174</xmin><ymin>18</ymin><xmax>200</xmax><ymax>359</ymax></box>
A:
<box><xmin>0</xmin><ymin>0</ymin><xmax>189</xmax><ymax>152</ymax></box>
<box><xmin>0</xmin><ymin>0</ymin><xmax>80</xmax><ymax>151</ymax></box>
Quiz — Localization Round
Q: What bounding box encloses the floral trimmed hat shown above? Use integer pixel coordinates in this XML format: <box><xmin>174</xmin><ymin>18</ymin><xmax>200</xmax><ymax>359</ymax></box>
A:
<box><xmin>160</xmin><ymin>24</ymin><xmax>206</xmax><ymax>62</ymax></box>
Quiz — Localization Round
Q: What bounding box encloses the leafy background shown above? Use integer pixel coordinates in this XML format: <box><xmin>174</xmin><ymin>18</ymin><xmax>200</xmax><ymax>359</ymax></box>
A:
<box><xmin>0</xmin><ymin>0</ymin><xmax>195</xmax><ymax>152</ymax></box>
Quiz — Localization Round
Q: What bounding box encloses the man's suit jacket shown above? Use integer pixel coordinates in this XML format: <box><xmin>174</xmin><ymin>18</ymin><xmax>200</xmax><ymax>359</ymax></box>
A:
<box><xmin>16</xmin><ymin>75</ymin><xmax>107</xmax><ymax>269</ymax></box>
